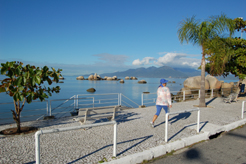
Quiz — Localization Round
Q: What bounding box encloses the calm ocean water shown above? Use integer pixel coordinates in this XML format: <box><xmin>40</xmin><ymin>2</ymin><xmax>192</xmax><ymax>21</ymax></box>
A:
<box><xmin>0</xmin><ymin>76</ymin><xmax>188</xmax><ymax>103</ymax></box>
<box><xmin>0</xmin><ymin>75</ymin><xmax>238</xmax><ymax>124</ymax></box>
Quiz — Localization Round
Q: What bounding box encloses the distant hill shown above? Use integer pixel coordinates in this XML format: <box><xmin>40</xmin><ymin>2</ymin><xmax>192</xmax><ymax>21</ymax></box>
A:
<box><xmin>100</xmin><ymin>66</ymin><xmax>200</xmax><ymax>78</ymax></box>
<box><xmin>82</xmin><ymin>66</ymin><xmax>239</xmax><ymax>80</ymax></box>
<box><xmin>173</xmin><ymin>67</ymin><xmax>201</xmax><ymax>77</ymax></box>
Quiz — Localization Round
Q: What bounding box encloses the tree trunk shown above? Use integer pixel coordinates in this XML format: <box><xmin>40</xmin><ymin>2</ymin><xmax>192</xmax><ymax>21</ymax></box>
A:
<box><xmin>199</xmin><ymin>52</ymin><xmax>207</xmax><ymax>107</ymax></box>
<box><xmin>13</xmin><ymin>101</ymin><xmax>22</xmax><ymax>133</ymax></box>
<box><xmin>16</xmin><ymin>113</ymin><xmax>21</xmax><ymax>133</ymax></box>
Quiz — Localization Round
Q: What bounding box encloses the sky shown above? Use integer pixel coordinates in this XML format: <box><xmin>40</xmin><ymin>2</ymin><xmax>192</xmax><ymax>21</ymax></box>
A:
<box><xmin>0</xmin><ymin>0</ymin><xmax>245</xmax><ymax>76</ymax></box>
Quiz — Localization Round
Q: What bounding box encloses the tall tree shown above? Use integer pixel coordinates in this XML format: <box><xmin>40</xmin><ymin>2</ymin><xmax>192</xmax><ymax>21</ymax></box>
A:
<box><xmin>178</xmin><ymin>14</ymin><xmax>234</xmax><ymax>107</ymax></box>
<box><xmin>205</xmin><ymin>18</ymin><xmax>246</xmax><ymax>80</ymax></box>
<box><xmin>0</xmin><ymin>61</ymin><xmax>62</xmax><ymax>133</ymax></box>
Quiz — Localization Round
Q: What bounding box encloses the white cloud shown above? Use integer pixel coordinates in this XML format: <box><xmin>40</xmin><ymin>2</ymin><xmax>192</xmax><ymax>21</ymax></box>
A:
<box><xmin>132</xmin><ymin>57</ymin><xmax>155</xmax><ymax>65</ymax></box>
<box><xmin>154</xmin><ymin>53</ymin><xmax>186</xmax><ymax>65</ymax></box>
<box><xmin>182</xmin><ymin>61</ymin><xmax>200</xmax><ymax>68</ymax></box>
<box><xmin>132</xmin><ymin>52</ymin><xmax>201</xmax><ymax>69</ymax></box>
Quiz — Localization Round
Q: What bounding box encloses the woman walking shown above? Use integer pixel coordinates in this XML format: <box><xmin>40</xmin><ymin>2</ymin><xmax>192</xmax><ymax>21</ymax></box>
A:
<box><xmin>150</xmin><ymin>79</ymin><xmax>172</xmax><ymax>128</ymax></box>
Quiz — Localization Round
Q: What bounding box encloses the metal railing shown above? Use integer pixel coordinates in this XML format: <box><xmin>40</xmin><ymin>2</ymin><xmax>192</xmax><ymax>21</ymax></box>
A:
<box><xmin>35</xmin><ymin>120</ymin><xmax>117</xmax><ymax>164</ymax></box>
<box><xmin>76</xmin><ymin>93</ymin><xmax>139</xmax><ymax>109</ymax></box>
<box><xmin>76</xmin><ymin>93</ymin><xmax>121</xmax><ymax>108</ymax></box>
<box><xmin>165</xmin><ymin>108</ymin><xmax>200</xmax><ymax>142</ymax></box>
<box><xmin>242</xmin><ymin>101</ymin><xmax>245</xmax><ymax>119</ymax></box>
<box><xmin>141</xmin><ymin>87</ymin><xmax>237</xmax><ymax>107</ymax></box>
<box><xmin>49</xmin><ymin>97</ymin><xmax>94</xmax><ymax>118</ymax></box>
<box><xmin>0</xmin><ymin>100</ymin><xmax>48</xmax><ymax>125</ymax></box>
<box><xmin>0</xmin><ymin>87</ymin><xmax>238</xmax><ymax>125</ymax></box>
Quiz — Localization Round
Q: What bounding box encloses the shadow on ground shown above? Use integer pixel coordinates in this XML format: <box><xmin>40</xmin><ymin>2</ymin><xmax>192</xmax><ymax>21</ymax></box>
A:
<box><xmin>67</xmin><ymin>135</ymin><xmax>153</xmax><ymax>164</ymax></box>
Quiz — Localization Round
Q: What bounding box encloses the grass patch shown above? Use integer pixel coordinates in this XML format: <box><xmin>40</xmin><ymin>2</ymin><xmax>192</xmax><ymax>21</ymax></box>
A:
<box><xmin>98</xmin><ymin>157</ymin><xmax>108</xmax><ymax>163</ymax></box>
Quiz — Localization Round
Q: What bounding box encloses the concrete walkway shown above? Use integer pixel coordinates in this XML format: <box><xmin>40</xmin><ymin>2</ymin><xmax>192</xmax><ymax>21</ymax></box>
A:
<box><xmin>0</xmin><ymin>96</ymin><xmax>245</xmax><ymax>164</ymax></box>
<box><xmin>149</xmin><ymin>123</ymin><xmax>246</xmax><ymax>164</ymax></box>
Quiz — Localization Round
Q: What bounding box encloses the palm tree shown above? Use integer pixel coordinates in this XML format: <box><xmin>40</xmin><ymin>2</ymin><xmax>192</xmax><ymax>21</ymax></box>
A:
<box><xmin>178</xmin><ymin>14</ymin><xmax>234</xmax><ymax>107</ymax></box>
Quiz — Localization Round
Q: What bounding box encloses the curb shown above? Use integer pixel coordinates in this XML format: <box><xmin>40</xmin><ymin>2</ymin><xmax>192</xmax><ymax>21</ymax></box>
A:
<box><xmin>105</xmin><ymin>132</ymin><xmax>209</xmax><ymax>164</ymax></box>
<box><xmin>105</xmin><ymin>119</ymin><xmax>246</xmax><ymax>164</ymax></box>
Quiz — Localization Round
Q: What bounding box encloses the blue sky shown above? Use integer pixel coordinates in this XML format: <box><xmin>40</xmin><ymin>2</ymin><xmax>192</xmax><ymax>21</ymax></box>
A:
<box><xmin>0</xmin><ymin>0</ymin><xmax>245</xmax><ymax>76</ymax></box>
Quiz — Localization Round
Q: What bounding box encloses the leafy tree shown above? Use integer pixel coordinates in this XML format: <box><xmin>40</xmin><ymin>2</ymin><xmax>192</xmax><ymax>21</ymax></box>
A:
<box><xmin>0</xmin><ymin>61</ymin><xmax>62</xmax><ymax>133</ymax></box>
<box><xmin>177</xmin><ymin>14</ymin><xmax>234</xmax><ymax>107</ymax></box>
<box><xmin>205</xmin><ymin>18</ymin><xmax>246</xmax><ymax>80</ymax></box>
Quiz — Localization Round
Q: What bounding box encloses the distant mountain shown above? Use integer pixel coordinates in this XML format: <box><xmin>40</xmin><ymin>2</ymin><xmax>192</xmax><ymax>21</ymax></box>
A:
<box><xmin>173</xmin><ymin>67</ymin><xmax>201</xmax><ymax>77</ymax></box>
<box><xmin>100</xmin><ymin>66</ymin><xmax>200</xmax><ymax>78</ymax></box>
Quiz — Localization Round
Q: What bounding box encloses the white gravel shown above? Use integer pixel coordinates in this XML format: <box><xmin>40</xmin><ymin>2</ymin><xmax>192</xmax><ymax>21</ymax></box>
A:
<box><xmin>0</xmin><ymin>97</ymin><xmax>245</xmax><ymax>164</ymax></box>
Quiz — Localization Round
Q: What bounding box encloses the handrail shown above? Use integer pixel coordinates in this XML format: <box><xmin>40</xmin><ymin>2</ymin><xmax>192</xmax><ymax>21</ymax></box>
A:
<box><xmin>121</xmin><ymin>94</ymin><xmax>140</xmax><ymax>107</ymax></box>
<box><xmin>242</xmin><ymin>101</ymin><xmax>245</xmax><ymax>119</ymax></box>
<box><xmin>141</xmin><ymin>88</ymin><xmax>235</xmax><ymax>107</ymax></box>
<box><xmin>35</xmin><ymin>120</ymin><xmax>117</xmax><ymax>164</ymax></box>
<box><xmin>50</xmin><ymin>97</ymin><xmax>94</xmax><ymax>116</ymax></box>
<box><xmin>121</xmin><ymin>100</ymin><xmax>134</xmax><ymax>108</ymax></box>
<box><xmin>165</xmin><ymin>108</ymin><xmax>200</xmax><ymax>142</ymax></box>
<box><xmin>0</xmin><ymin>100</ymin><xmax>49</xmax><ymax>124</ymax></box>
<box><xmin>50</xmin><ymin>95</ymin><xmax>76</xmax><ymax>112</ymax></box>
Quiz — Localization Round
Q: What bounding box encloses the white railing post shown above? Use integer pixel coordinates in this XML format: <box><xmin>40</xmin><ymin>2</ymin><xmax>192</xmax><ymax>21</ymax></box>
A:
<box><xmin>141</xmin><ymin>93</ymin><xmax>144</xmax><ymax>106</ymax></box>
<box><xmin>93</xmin><ymin>97</ymin><xmax>94</xmax><ymax>108</ymax></box>
<box><xmin>165</xmin><ymin>108</ymin><xmax>200</xmax><ymax>142</ymax></box>
<box><xmin>76</xmin><ymin>95</ymin><xmax>78</xmax><ymax>109</ymax></box>
<box><xmin>35</xmin><ymin>121</ymin><xmax>117</xmax><ymax>163</ymax></box>
<box><xmin>49</xmin><ymin>101</ymin><xmax>52</xmax><ymax>116</ymax></box>
<box><xmin>113</xmin><ymin>123</ymin><xmax>117</xmax><ymax>157</ymax></box>
<box><xmin>242</xmin><ymin>101</ymin><xmax>245</xmax><ymax>119</ymax></box>
<box><xmin>211</xmin><ymin>89</ymin><xmax>213</xmax><ymax>98</ymax></box>
<box><xmin>120</xmin><ymin>93</ymin><xmax>122</xmax><ymax>106</ymax></box>
<box><xmin>46</xmin><ymin>101</ymin><xmax>49</xmax><ymax>116</ymax></box>
<box><xmin>74</xmin><ymin>95</ymin><xmax>76</xmax><ymax>109</ymax></box>
<box><xmin>118</xmin><ymin>93</ymin><xmax>120</xmax><ymax>106</ymax></box>
<box><xmin>183</xmin><ymin>91</ymin><xmax>185</xmax><ymax>101</ymax></box>
<box><xmin>165</xmin><ymin>113</ymin><xmax>169</xmax><ymax>142</ymax></box>
<box><xmin>35</xmin><ymin>131</ymin><xmax>42</xmax><ymax>164</ymax></box>
<box><xmin>197</xmin><ymin>109</ymin><xmax>200</xmax><ymax>133</ymax></box>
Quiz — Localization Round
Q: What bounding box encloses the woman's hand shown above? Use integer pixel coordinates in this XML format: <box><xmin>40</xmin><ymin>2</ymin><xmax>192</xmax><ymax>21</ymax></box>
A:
<box><xmin>169</xmin><ymin>105</ymin><xmax>172</xmax><ymax>108</ymax></box>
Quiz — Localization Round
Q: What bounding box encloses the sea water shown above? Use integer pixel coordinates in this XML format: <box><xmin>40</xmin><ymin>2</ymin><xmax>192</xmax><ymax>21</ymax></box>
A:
<box><xmin>0</xmin><ymin>75</ymin><xmax>238</xmax><ymax>124</ymax></box>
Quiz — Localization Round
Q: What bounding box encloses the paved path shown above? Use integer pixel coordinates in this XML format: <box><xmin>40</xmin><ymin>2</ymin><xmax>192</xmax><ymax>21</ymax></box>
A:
<box><xmin>149</xmin><ymin>124</ymin><xmax>246</xmax><ymax>164</ymax></box>
<box><xmin>0</xmin><ymin>96</ymin><xmax>246</xmax><ymax>164</ymax></box>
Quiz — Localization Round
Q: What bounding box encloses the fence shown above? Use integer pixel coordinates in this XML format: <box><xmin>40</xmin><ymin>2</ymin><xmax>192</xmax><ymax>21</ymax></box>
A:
<box><xmin>35</xmin><ymin>120</ymin><xmax>117</xmax><ymax>164</ymax></box>
<box><xmin>75</xmin><ymin>93</ymin><xmax>139</xmax><ymax>109</ymax></box>
<box><xmin>0</xmin><ymin>93</ymin><xmax>140</xmax><ymax>125</ymax></box>
<box><xmin>49</xmin><ymin>97</ymin><xmax>94</xmax><ymax>119</ymax></box>
<box><xmin>165</xmin><ymin>108</ymin><xmax>200</xmax><ymax>142</ymax></box>
<box><xmin>242</xmin><ymin>101</ymin><xmax>245</xmax><ymax>119</ymax></box>
<box><xmin>0</xmin><ymin>101</ymin><xmax>48</xmax><ymax>125</ymax></box>
<box><xmin>141</xmin><ymin>87</ymin><xmax>236</xmax><ymax>107</ymax></box>
<box><xmin>0</xmin><ymin>86</ymin><xmax>238</xmax><ymax>125</ymax></box>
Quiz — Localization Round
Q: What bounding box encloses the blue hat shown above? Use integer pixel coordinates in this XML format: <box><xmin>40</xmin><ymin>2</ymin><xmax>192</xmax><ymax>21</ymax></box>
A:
<box><xmin>159</xmin><ymin>79</ymin><xmax>168</xmax><ymax>87</ymax></box>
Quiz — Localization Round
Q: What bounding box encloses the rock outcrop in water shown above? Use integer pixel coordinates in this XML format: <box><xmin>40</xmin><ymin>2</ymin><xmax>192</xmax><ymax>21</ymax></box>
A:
<box><xmin>138</xmin><ymin>80</ymin><xmax>147</xmax><ymax>84</ymax></box>
<box><xmin>87</xmin><ymin>88</ymin><xmax>96</xmax><ymax>92</ymax></box>
<box><xmin>77</xmin><ymin>73</ymin><xmax>120</xmax><ymax>81</ymax></box>
<box><xmin>76</xmin><ymin>73</ymin><xmax>139</xmax><ymax>82</ymax></box>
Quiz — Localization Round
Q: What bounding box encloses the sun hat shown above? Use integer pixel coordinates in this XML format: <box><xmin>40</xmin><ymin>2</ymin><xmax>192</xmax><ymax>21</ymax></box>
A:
<box><xmin>159</xmin><ymin>79</ymin><xmax>169</xmax><ymax>87</ymax></box>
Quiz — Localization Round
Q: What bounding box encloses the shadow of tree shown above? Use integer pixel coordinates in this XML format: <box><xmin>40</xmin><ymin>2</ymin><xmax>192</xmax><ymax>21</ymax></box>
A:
<box><xmin>185</xmin><ymin>148</ymin><xmax>200</xmax><ymax>159</ymax></box>
<box><xmin>206</xmin><ymin>97</ymin><xmax>217</xmax><ymax>105</ymax></box>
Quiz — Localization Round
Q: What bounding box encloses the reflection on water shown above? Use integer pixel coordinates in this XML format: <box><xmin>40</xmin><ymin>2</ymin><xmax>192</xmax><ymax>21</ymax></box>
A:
<box><xmin>0</xmin><ymin>76</ymin><xmax>239</xmax><ymax>104</ymax></box>
<box><xmin>0</xmin><ymin>76</ymin><xmax>239</xmax><ymax>120</ymax></box>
